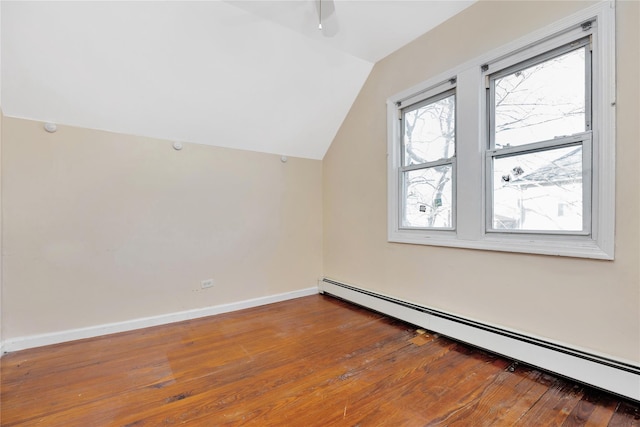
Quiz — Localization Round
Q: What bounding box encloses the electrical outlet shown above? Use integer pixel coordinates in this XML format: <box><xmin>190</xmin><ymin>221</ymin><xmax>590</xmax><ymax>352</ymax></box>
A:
<box><xmin>201</xmin><ymin>279</ymin><xmax>214</xmax><ymax>289</ymax></box>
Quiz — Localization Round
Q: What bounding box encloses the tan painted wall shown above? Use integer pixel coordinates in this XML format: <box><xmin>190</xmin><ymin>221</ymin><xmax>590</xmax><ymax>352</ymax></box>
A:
<box><xmin>1</xmin><ymin>110</ymin><xmax>3</xmax><ymax>346</ymax></box>
<box><xmin>323</xmin><ymin>0</ymin><xmax>640</xmax><ymax>363</ymax></box>
<box><xmin>2</xmin><ymin>117</ymin><xmax>322</xmax><ymax>339</ymax></box>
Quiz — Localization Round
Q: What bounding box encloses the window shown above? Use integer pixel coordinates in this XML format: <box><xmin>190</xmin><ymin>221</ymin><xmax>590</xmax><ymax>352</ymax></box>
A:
<box><xmin>400</xmin><ymin>86</ymin><xmax>456</xmax><ymax>230</ymax></box>
<box><xmin>387</xmin><ymin>2</ymin><xmax>615</xmax><ymax>259</ymax></box>
<box><xmin>486</xmin><ymin>37</ymin><xmax>591</xmax><ymax>234</ymax></box>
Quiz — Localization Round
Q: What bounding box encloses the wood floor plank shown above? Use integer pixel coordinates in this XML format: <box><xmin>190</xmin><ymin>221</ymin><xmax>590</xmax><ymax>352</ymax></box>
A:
<box><xmin>515</xmin><ymin>379</ymin><xmax>586</xmax><ymax>426</ymax></box>
<box><xmin>115</xmin><ymin>321</ymin><xmax>423</xmax><ymax>425</ymax></box>
<box><xmin>608</xmin><ymin>401</ymin><xmax>640</xmax><ymax>427</ymax></box>
<box><xmin>580</xmin><ymin>392</ymin><xmax>619</xmax><ymax>427</ymax></box>
<box><xmin>562</xmin><ymin>392</ymin><xmax>608</xmax><ymax>426</ymax></box>
<box><xmin>1</xmin><ymin>294</ymin><xmax>638</xmax><ymax>426</ymax></box>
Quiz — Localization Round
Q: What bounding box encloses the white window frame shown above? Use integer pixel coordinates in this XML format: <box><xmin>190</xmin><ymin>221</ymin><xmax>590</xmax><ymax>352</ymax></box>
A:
<box><xmin>485</xmin><ymin>35</ymin><xmax>592</xmax><ymax>236</ymax></box>
<box><xmin>387</xmin><ymin>1</ymin><xmax>615</xmax><ymax>259</ymax></box>
<box><xmin>398</xmin><ymin>80</ymin><xmax>457</xmax><ymax>232</ymax></box>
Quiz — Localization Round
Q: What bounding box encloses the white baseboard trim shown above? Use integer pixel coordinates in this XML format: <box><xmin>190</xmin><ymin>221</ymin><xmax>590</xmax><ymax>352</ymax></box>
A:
<box><xmin>2</xmin><ymin>287</ymin><xmax>318</xmax><ymax>354</ymax></box>
<box><xmin>319</xmin><ymin>278</ymin><xmax>640</xmax><ymax>402</ymax></box>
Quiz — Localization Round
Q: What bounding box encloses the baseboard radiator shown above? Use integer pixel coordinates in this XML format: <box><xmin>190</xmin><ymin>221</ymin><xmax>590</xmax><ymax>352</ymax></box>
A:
<box><xmin>319</xmin><ymin>278</ymin><xmax>640</xmax><ymax>402</ymax></box>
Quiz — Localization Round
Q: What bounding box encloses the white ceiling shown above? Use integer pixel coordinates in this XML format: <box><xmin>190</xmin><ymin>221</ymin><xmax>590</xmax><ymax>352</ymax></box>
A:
<box><xmin>1</xmin><ymin>1</ymin><xmax>475</xmax><ymax>159</ymax></box>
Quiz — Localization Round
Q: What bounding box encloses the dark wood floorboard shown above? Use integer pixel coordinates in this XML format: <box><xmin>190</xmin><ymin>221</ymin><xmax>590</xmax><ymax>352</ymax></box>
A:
<box><xmin>1</xmin><ymin>294</ymin><xmax>638</xmax><ymax>426</ymax></box>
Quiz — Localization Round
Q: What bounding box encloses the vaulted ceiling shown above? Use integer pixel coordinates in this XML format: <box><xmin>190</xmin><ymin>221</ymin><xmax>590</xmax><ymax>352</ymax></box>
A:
<box><xmin>1</xmin><ymin>1</ymin><xmax>475</xmax><ymax>159</ymax></box>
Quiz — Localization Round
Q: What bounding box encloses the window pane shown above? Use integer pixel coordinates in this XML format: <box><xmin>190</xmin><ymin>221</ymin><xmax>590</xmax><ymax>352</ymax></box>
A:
<box><xmin>492</xmin><ymin>145</ymin><xmax>583</xmax><ymax>231</ymax></box>
<box><xmin>494</xmin><ymin>47</ymin><xmax>586</xmax><ymax>148</ymax></box>
<box><xmin>402</xmin><ymin>165</ymin><xmax>453</xmax><ymax>228</ymax></box>
<box><xmin>403</xmin><ymin>94</ymin><xmax>455</xmax><ymax>165</ymax></box>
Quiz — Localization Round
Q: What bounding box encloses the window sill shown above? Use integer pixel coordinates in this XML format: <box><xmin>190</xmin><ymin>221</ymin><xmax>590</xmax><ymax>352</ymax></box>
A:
<box><xmin>388</xmin><ymin>231</ymin><xmax>613</xmax><ymax>260</ymax></box>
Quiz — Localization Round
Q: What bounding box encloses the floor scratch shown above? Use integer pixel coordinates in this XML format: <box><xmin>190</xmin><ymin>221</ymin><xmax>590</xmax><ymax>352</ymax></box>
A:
<box><xmin>240</xmin><ymin>345</ymin><xmax>253</xmax><ymax>361</ymax></box>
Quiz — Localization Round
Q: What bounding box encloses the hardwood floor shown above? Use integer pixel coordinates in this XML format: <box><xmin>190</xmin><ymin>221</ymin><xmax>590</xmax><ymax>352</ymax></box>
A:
<box><xmin>1</xmin><ymin>294</ymin><xmax>639</xmax><ymax>426</ymax></box>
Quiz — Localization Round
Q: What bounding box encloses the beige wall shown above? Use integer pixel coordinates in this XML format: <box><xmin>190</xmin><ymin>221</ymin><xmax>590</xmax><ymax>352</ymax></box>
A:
<box><xmin>1</xmin><ymin>110</ymin><xmax>3</xmax><ymax>346</ymax></box>
<box><xmin>2</xmin><ymin>117</ymin><xmax>322</xmax><ymax>339</ymax></box>
<box><xmin>324</xmin><ymin>1</ymin><xmax>640</xmax><ymax>363</ymax></box>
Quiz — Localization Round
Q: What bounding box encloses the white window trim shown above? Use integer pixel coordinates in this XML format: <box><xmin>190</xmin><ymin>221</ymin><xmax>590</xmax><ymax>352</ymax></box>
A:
<box><xmin>387</xmin><ymin>1</ymin><xmax>615</xmax><ymax>260</ymax></box>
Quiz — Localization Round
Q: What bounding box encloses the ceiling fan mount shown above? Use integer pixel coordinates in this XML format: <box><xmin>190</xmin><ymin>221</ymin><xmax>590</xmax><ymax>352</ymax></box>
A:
<box><xmin>315</xmin><ymin>0</ymin><xmax>338</xmax><ymax>37</ymax></box>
